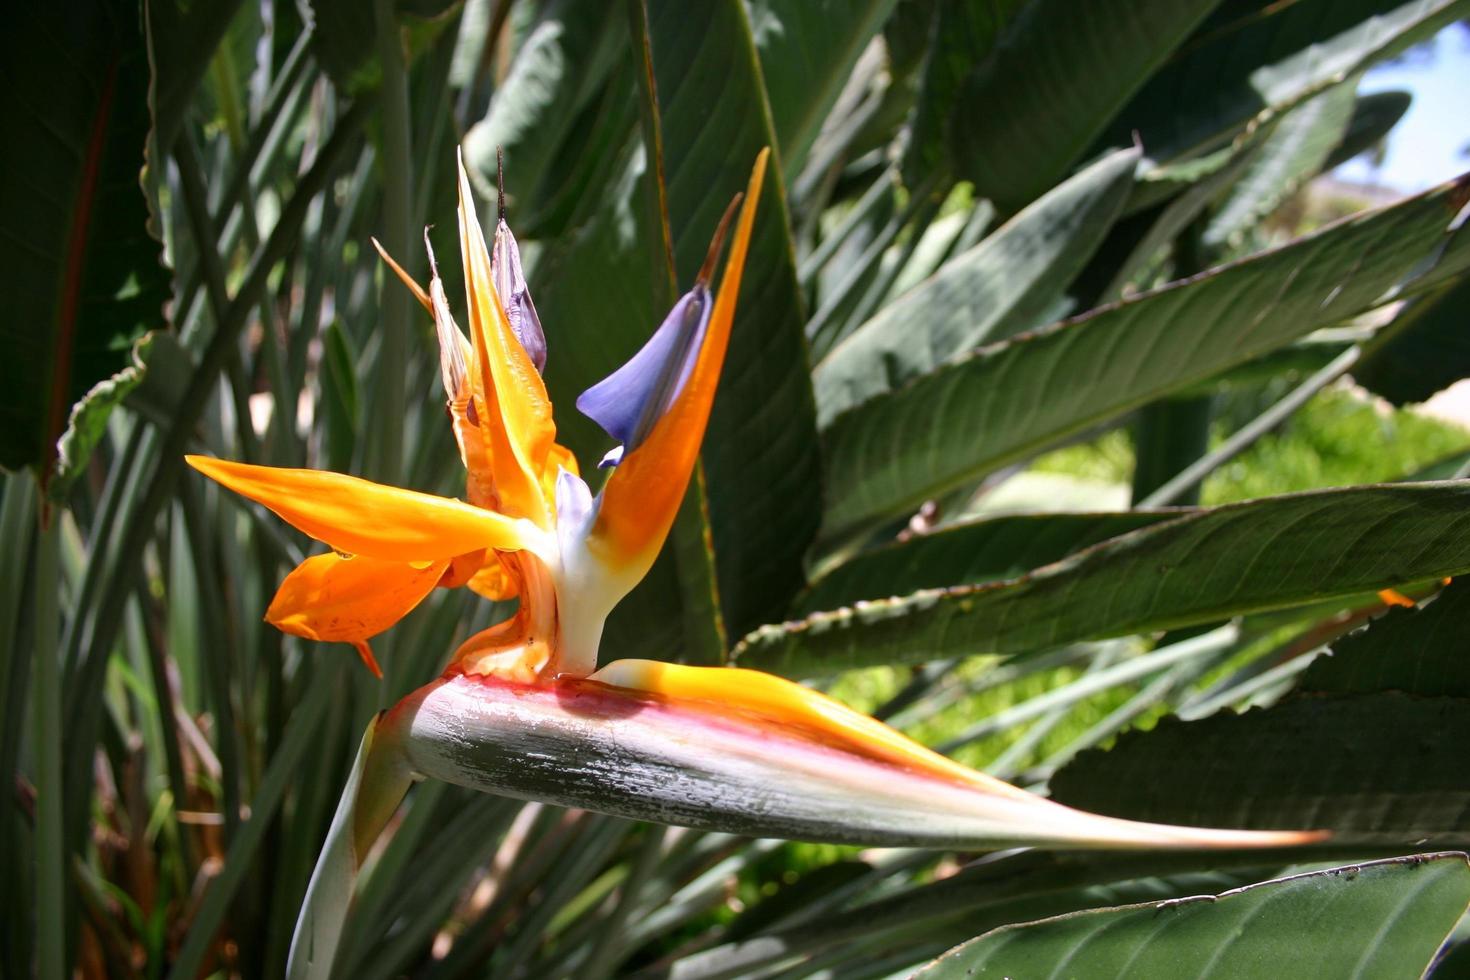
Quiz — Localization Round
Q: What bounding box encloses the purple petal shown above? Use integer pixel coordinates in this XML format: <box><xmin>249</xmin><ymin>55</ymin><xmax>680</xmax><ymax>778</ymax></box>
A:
<box><xmin>492</xmin><ymin>220</ymin><xmax>547</xmax><ymax>372</ymax></box>
<box><xmin>575</xmin><ymin>285</ymin><xmax>712</xmax><ymax>466</ymax></box>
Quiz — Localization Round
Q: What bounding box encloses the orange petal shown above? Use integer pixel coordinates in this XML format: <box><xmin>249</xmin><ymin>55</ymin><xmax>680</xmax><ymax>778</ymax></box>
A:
<box><xmin>186</xmin><ymin>455</ymin><xmax>538</xmax><ymax>561</ymax></box>
<box><xmin>268</xmin><ymin>551</ymin><xmax>448</xmax><ymax>643</ymax></box>
<box><xmin>594</xmin><ymin>149</ymin><xmax>767</xmax><ymax>566</ymax></box>
<box><xmin>456</xmin><ymin>151</ymin><xmax>557</xmax><ymax>526</ymax></box>
<box><xmin>466</xmin><ymin>556</ymin><xmax>519</xmax><ymax>601</ymax></box>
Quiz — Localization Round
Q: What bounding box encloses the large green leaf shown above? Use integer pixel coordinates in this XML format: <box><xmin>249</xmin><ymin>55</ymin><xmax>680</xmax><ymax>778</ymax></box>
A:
<box><xmin>1354</xmin><ymin>274</ymin><xmax>1470</xmax><ymax>405</ymax></box>
<box><xmin>0</xmin><ymin>0</ymin><xmax>169</xmax><ymax>478</ymax></box>
<box><xmin>797</xmin><ymin>511</ymin><xmax>1179</xmax><ymax>615</ymax></box>
<box><xmin>1203</xmin><ymin>80</ymin><xmax>1357</xmax><ymax>251</ymax></box>
<box><xmin>819</xmin><ymin>176</ymin><xmax>1467</xmax><ymax>537</ymax></box>
<box><xmin>814</xmin><ymin>146</ymin><xmax>1139</xmax><ymax>425</ymax></box>
<box><xmin>1048</xmin><ymin>694</ymin><xmax>1470</xmax><ymax>841</ymax></box>
<box><xmin>748</xmin><ymin>0</ymin><xmax>899</xmax><ymax>179</ymax></box>
<box><xmin>900</xmin><ymin>0</ymin><xmax>1029</xmax><ymax>187</ymax></box>
<box><xmin>916</xmin><ymin>855</ymin><xmax>1470</xmax><ymax>979</ymax></box>
<box><xmin>531</xmin><ymin>0</ymin><xmax>822</xmax><ymax>644</ymax></box>
<box><xmin>1299</xmin><ymin>578</ymin><xmax>1470</xmax><ymax>697</ymax></box>
<box><xmin>1325</xmin><ymin>89</ymin><xmax>1413</xmax><ymax>172</ymax></box>
<box><xmin>949</xmin><ymin>0</ymin><xmax>1218</xmax><ymax>212</ymax></box>
<box><xmin>1107</xmin><ymin>0</ymin><xmax>1466</xmax><ymax>165</ymax></box>
<box><xmin>733</xmin><ymin>481</ymin><xmax>1470</xmax><ymax>677</ymax></box>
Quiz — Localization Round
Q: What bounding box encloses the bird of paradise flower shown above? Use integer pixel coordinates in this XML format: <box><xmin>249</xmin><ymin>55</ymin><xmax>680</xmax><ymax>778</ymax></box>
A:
<box><xmin>186</xmin><ymin>149</ymin><xmax>1325</xmax><ymax>979</ymax></box>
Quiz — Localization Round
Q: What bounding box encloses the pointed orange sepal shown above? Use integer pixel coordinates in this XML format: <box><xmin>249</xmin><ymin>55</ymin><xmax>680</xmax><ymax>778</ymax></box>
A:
<box><xmin>186</xmin><ymin>455</ymin><xmax>537</xmax><ymax>562</ymax></box>
<box><xmin>456</xmin><ymin>152</ymin><xmax>558</xmax><ymax>526</ymax></box>
<box><xmin>594</xmin><ymin>149</ymin><xmax>768</xmax><ymax>566</ymax></box>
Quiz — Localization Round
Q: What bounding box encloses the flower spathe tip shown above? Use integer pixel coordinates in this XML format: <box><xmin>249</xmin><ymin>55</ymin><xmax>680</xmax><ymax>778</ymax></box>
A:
<box><xmin>382</xmin><ymin>662</ymin><xmax>1329</xmax><ymax>852</ymax></box>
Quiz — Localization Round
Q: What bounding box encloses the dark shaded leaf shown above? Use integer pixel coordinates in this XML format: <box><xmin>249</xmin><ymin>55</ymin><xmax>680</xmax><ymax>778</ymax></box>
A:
<box><xmin>1049</xmin><ymin>694</ymin><xmax>1470</xmax><ymax>842</ymax></box>
<box><xmin>1355</xmin><ymin>275</ymin><xmax>1470</xmax><ymax>405</ymax></box>
<box><xmin>1108</xmin><ymin>0</ymin><xmax>1464</xmax><ymax>165</ymax></box>
<box><xmin>1325</xmin><ymin>89</ymin><xmax>1413</xmax><ymax>172</ymax></box>
<box><xmin>950</xmin><ymin>0</ymin><xmax>1217</xmax><ymax>212</ymax></box>
<box><xmin>900</xmin><ymin>0</ymin><xmax>1028</xmax><ymax>187</ymax></box>
<box><xmin>1299</xmin><ymin>578</ymin><xmax>1470</xmax><ymax>698</ymax></box>
<box><xmin>797</xmin><ymin>511</ymin><xmax>1179</xmax><ymax>615</ymax></box>
<box><xmin>0</xmin><ymin>0</ymin><xmax>169</xmax><ymax>477</ymax></box>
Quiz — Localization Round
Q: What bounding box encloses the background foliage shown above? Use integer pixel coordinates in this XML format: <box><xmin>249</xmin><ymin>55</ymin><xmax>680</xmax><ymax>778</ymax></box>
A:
<box><xmin>5</xmin><ymin>0</ymin><xmax>1470</xmax><ymax>976</ymax></box>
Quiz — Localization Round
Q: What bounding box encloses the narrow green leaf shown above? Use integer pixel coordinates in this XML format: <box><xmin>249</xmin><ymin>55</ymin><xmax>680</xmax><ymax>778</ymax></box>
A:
<box><xmin>916</xmin><ymin>855</ymin><xmax>1470</xmax><ymax>979</ymax></box>
<box><xmin>950</xmin><ymin>0</ymin><xmax>1217</xmax><ymax>212</ymax></box>
<box><xmin>320</xmin><ymin>321</ymin><xmax>360</xmax><ymax>473</ymax></box>
<box><xmin>748</xmin><ymin>0</ymin><xmax>899</xmax><ymax>179</ymax></box>
<box><xmin>1203</xmin><ymin>80</ymin><xmax>1358</xmax><ymax>251</ymax></box>
<box><xmin>1049</xmin><ymin>694</ymin><xmax>1470</xmax><ymax>841</ymax></box>
<box><xmin>735</xmin><ymin>481</ymin><xmax>1470</xmax><ymax>677</ymax></box>
<box><xmin>462</xmin><ymin>0</ymin><xmax>624</xmax><ymax>211</ymax></box>
<box><xmin>0</xmin><ymin>0</ymin><xmax>169</xmax><ymax>476</ymax></box>
<box><xmin>815</xmin><ymin>147</ymin><xmax>1140</xmax><ymax>425</ymax></box>
<box><xmin>797</xmin><ymin>511</ymin><xmax>1178</xmax><ymax>616</ymax></box>
<box><xmin>819</xmin><ymin>176</ymin><xmax>1467</xmax><ymax>536</ymax></box>
<box><xmin>172</xmin><ymin>676</ymin><xmax>335</xmax><ymax>979</ymax></box>
<box><xmin>33</xmin><ymin>517</ymin><xmax>64</xmax><ymax>980</ymax></box>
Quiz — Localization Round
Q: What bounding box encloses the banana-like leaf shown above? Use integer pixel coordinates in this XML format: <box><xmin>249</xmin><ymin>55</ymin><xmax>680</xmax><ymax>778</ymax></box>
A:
<box><xmin>1355</xmin><ymin>275</ymin><xmax>1470</xmax><ymax>406</ymax></box>
<box><xmin>533</xmin><ymin>0</ymin><xmax>822</xmax><ymax>642</ymax></box>
<box><xmin>949</xmin><ymin>0</ymin><xmax>1217</xmax><ymax>212</ymax></box>
<box><xmin>820</xmin><ymin>175</ymin><xmax>1468</xmax><ymax>537</ymax></box>
<box><xmin>1325</xmin><ymin>90</ymin><xmax>1413</xmax><ymax>173</ymax></box>
<box><xmin>748</xmin><ymin>0</ymin><xmax>899</xmax><ymax>179</ymax></box>
<box><xmin>814</xmin><ymin>147</ymin><xmax>1139</xmax><ymax>425</ymax></box>
<box><xmin>735</xmin><ymin>481</ymin><xmax>1470</xmax><ymax>677</ymax></box>
<box><xmin>915</xmin><ymin>854</ymin><xmax>1470</xmax><ymax>979</ymax></box>
<box><xmin>1299</xmin><ymin>579</ymin><xmax>1470</xmax><ymax>697</ymax></box>
<box><xmin>900</xmin><ymin>0</ymin><xmax>1028</xmax><ymax>187</ymax></box>
<box><xmin>0</xmin><ymin>0</ymin><xmax>169</xmax><ymax>477</ymax></box>
<box><xmin>1049</xmin><ymin>694</ymin><xmax>1470</xmax><ymax>842</ymax></box>
<box><xmin>1203</xmin><ymin>80</ymin><xmax>1358</xmax><ymax>251</ymax></box>
<box><xmin>798</xmin><ymin>511</ymin><xmax>1179</xmax><ymax>616</ymax></box>
<box><xmin>462</xmin><ymin>0</ymin><xmax>623</xmax><ymax>215</ymax></box>
<box><xmin>1107</xmin><ymin>0</ymin><xmax>1466</xmax><ymax>165</ymax></box>
<box><xmin>385</xmin><ymin>671</ymin><xmax>1320</xmax><ymax>849</ymax></box>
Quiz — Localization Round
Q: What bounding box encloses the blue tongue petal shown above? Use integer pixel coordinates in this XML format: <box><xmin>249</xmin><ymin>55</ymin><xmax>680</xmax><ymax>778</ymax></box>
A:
<box><xmin>575</xmin><ymin>285</ymin><xmax>712</xmax><ymax>467</ymax></box>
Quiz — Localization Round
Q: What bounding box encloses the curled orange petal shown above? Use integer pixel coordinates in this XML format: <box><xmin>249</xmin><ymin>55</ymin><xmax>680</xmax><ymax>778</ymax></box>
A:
<box><xmin>267</xmin><ymin>552</ymin><xmax>450</xmax><ymax>677</ymax></box>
